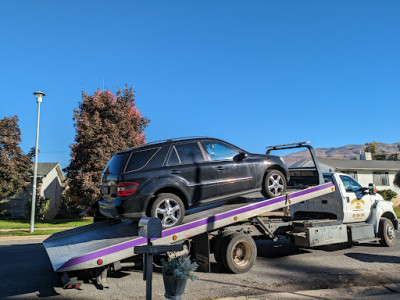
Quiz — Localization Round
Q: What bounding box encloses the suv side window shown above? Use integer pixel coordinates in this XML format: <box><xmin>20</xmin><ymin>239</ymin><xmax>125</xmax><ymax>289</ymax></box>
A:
<box><xmin>202</xmin><ymin>141</ymin><xmax>238</xmax><ymax>161</ymax></box>
<box><xmin>125</xmin><ymin>148</ymin><xmax>159</xmax><ymax>172</ymax></box>
<box><xmin>167</xmin><ymin>146</ymin><xmax>180</xmax><ymax>165</ymax></box>
<box><xmin>175</xmin><ymin>142</ymin><xmax>205</xmax><ymax>164</ymax></box>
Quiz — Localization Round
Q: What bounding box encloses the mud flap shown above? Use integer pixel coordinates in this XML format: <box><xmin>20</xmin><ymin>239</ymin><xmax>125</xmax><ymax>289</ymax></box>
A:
<box><xmin>191</xmin><ymin>233</ymin><xmax>210</xmax><ymax>272</ymax></box>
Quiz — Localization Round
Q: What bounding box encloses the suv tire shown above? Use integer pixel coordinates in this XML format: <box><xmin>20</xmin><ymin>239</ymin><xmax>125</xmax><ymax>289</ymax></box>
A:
<box><xmin>262</xmin><ymin>169</ymin><xmax>287</xmax><ymax>199</ymax></box>
<box><xmin>150</xmin><ymin>193</ymin><xmax>185</xmax><ymax>228</ymax></box>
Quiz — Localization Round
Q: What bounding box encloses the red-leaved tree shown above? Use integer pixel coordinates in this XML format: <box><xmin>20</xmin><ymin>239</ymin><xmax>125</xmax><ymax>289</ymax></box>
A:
<box><xmin>65</xmin><ymin>86</ymin><xmax>150</xmax><ymax>206</ymax></box>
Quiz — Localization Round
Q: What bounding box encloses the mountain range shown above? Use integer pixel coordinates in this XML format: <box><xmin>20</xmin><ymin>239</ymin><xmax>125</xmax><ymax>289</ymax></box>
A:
<box><xmin>283</xmin><ymin>142</ymin><xmax>400</xmax><ymax>166</ymax></box>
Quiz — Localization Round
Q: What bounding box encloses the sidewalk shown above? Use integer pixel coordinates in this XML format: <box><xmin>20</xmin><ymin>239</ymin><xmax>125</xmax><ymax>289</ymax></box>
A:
<box><xmin>0</xmin><ymin>227</ymin><xmax>73</xmax><ymax>241</ymax></box>
<box><xmin>218</xmin><ymin>283</ymin><xmax>400</xmax><ymax>300</ymax></box>
<box><xmin>0</xmin><ymin>227</ymin><xmax>73</xmax><ymax>232</ymax></box>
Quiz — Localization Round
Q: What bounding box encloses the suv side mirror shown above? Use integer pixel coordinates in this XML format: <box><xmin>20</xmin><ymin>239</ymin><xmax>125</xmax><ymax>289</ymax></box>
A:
<box><xmin>235</xmin><ymin>152</ymin><xmax>248</xmax><ymax>161</ymax></box>
<box><xmin>368</xmin><ymin>183</ymin><xmax>376</xmax><ymax>195</ymax></box>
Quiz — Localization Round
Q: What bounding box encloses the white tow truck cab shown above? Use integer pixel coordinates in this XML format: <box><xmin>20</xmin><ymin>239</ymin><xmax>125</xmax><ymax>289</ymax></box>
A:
<box><xmin>289</xmin><ymin>172</ymin><xmax>398</xmax><ymax>248</ymax></box>
<box><xmin>43</xmin><ymin>142</ymin><xmax>399</xmax><ymax>288</ymax></box>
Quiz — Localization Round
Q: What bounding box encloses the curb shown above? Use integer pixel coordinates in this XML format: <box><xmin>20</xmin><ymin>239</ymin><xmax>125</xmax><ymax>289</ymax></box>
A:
<box><xmin>217</xmin><ymin>283</ymin><xmax>400</xmax><ymax>300</ymax></box>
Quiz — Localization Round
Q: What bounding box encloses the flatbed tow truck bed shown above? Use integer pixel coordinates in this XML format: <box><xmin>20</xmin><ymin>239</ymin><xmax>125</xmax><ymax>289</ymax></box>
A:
<box><xmin>43</xmin><ymin>182</ymin><xmax>334</xmax><ymax>273</ymax></box>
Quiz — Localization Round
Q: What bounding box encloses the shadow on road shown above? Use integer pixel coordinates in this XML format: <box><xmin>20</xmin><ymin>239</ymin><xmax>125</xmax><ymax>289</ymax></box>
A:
<box><xmin>0</xmin><ymin>243</ymin><xmax>62</xmax><ymax>298</ymax></box>
<box><xmin>345</xmin><ymin>252</ymin><xmax>400</xmax><ymax>264</ymax></box>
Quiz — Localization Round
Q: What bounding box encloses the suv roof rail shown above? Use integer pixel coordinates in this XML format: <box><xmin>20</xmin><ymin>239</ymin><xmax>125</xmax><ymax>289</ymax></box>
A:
<box><xmin>117</xmin><ymin>136</ymin><xmax>214</xmax><ymax>154</ymax></box>
<box><xmin>129</xmin><ymin>136</ymin><xmax>212</xmax><ymax>150</ymax></box>
<box><xmin>143</xmin><ymin>136</ymin><xmax>211</xmax><ymax>146</ymax></box>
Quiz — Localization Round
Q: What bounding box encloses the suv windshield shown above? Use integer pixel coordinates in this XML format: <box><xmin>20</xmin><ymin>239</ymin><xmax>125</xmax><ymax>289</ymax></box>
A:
<box><xmin>104</xmin><ymin>153</ymin><xmax>127</xmax><ymax>175</ymax></box>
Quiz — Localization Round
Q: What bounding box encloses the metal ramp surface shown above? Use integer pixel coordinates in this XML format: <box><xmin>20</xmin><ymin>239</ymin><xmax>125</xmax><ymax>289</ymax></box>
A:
<box><xmin>43</xmin><ymin>182</ymin><xmax>334</xmax><ymax>272</ymax></box>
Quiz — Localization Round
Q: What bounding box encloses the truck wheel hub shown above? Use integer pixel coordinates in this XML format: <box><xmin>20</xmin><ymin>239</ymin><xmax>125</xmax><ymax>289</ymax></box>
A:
<box><xmin>387</xmin><ymin>225</ymin><xmax>395</xmax><ymax>240</ymax></box>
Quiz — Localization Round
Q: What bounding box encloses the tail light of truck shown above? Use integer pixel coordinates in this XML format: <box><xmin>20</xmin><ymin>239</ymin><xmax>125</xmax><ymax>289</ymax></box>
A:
<box><xmin>117</xmin><ymin>182</ymin><xmax>139</xmax><ymax>197</ymax></box>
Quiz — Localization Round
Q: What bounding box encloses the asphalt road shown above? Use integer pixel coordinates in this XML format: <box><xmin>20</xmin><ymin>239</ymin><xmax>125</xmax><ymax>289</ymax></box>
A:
<box><xmin>0</xmin><ymin>232</ymin><xmax>399</xmax><ymax>300</ymax></box>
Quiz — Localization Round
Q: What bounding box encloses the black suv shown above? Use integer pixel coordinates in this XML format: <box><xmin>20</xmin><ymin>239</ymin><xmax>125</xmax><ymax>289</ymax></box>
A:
<box><xmin>99</xmin><ymin>137</ymin><xmax>289</xmax><ymax>228</ymax></box>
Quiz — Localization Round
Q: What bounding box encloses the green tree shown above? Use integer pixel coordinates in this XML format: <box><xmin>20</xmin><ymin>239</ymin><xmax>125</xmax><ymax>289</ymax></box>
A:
<box><xmin>0</xmin><ymin>116</ymin><xmax>32</xmax><ymax>196</ymax></box>
<box><xmin>364</xmin><ymin>141</ymin><xmax>377</xmax><ymax>154</ymax></box>
<box><xmin>363</xmin><ymin>141</ymin><xmax>394</xmax><ymax>160</ymax></box>
<box><xmin>65</xmin><ymin>86</ymin><xmax>150</xmax><ymax>206</ymax></box>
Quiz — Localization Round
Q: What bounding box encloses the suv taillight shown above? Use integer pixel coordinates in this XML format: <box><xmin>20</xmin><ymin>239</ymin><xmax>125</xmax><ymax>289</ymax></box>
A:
<box><xmin>117</xmin><ymin>182</ymin><xmax>139</xmax><ymax>197</ymax></box>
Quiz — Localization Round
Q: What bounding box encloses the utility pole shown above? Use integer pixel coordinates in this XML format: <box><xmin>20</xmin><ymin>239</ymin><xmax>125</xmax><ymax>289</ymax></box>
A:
<box><xmin>30</xmin><ymin>91</ymin><xmax>46</xmax><ymax>233</ymax></box>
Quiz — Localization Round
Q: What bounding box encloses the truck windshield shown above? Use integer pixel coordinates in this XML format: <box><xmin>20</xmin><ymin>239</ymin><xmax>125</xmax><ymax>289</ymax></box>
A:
<box><xmin>340</xmin><ymin>175</ymin><xmax>362</xmax><ymax>192</ymax></box>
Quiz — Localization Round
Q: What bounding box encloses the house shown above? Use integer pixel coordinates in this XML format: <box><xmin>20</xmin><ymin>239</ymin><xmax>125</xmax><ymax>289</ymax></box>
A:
<box><xmin>291</xmin><ymin>154</ymin><xmax>400</xmax><ymax>206</ymax></box>
<box><xmin>0</xmin><ymin>162</ymin><xmax>66</xmax><ymax>219</ymax></box>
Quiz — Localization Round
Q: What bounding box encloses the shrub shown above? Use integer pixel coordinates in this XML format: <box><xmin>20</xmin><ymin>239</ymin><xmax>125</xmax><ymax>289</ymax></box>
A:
<box><xmin>377</xmin><ymin>189</ymin><xmax>398</xmax><ymax>201</ymax></box>
<box><xmin>162</xmin><ymin>255</ymin><xmax>198</xmax><ymax>281</ymax></box>
<box><xmin>26</xmin><ymin>195</ymin><xmax>51</xmax><ymax>220</ymax></box>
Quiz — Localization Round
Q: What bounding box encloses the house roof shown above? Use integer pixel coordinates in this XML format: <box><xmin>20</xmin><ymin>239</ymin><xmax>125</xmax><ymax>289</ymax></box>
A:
<box><xmin>318</xmin><ymin>159</ymin><xmax>400</xmax><ymax>171</ymax></box>
<box><xmin>31</xmin><ymin>162</ymin><xmax>65</xmax><ymax>181</ymax></box>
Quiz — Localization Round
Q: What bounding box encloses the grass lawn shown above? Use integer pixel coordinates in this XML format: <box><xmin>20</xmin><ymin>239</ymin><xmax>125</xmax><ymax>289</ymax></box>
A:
<box><xmin>0</xmin><ymin>229</ymin><xmax>64</xmax><ymax>236</ymax></box>
<box><xmin>0</xmin><ymin>218</ymin><xmax>93</xmax><ymax>229</ymax></box>
<box><xmin>395</xmin><ymin>207</ymin><xmax>400</xmax><ymax>219</ymax></box>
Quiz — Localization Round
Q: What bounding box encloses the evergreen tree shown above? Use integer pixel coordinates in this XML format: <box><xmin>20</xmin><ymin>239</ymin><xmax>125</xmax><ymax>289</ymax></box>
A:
<box><xmin>65</xmin><ymin>86</ymin><xmax>150</xmax><ymax>206</ymax></box>
<box><xmin>0</xmin><ymin>116</ymin><xmax>32</xmax><ymax>196</ymax></box>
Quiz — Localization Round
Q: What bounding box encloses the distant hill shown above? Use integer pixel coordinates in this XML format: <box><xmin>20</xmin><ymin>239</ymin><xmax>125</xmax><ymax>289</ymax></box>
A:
<box><xmin>283</xmin><ymin>142</ymin><xmax>400</xmax><ymax>166</ymax></box>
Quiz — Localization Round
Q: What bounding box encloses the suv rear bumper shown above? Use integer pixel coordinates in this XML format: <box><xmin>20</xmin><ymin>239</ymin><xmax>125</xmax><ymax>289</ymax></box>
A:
<box><xmin>99</xmin><ymin>195</ymin><xmax>147</xmax><ymax>220</ymax></box>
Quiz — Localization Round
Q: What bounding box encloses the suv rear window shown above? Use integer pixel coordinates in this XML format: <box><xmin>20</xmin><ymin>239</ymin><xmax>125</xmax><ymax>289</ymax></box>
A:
<box><xmin>104</xmin><ymin>153</ymin><xmax>127</xmax><ymax>175</ymax></box>
<box><xmin>125</xmin><ymin>148</ymin><xmax>159</xmax><ymax>172</ymax></box>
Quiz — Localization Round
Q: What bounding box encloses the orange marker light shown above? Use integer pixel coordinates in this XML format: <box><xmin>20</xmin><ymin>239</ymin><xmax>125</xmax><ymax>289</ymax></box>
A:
<box><xmin>173</xmin><ymin>235</ymin><xmax>177</xmax><ymax>241</ymax></box>
<box><xmin>234</xmin><ymin>216</ymin><xmax>238</xmax><ymax>221</ymax></box>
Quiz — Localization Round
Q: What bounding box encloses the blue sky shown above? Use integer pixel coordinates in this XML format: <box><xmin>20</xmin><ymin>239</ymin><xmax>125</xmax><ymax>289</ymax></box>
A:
<box><xmin>1</xmin><ymin>0</ymin><xmax>399</xmax><ymax>168</ymax></box>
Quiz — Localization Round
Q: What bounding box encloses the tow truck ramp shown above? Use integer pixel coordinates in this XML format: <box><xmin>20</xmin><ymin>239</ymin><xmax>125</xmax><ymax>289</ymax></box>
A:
<box><xmin>44</xmin><ymin>182</ymin><xmax>334</xmax><ymax>273</ymax></box>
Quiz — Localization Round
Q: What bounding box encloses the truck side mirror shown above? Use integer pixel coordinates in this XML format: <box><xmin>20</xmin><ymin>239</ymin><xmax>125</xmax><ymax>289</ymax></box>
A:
<box><xmin>368</xmin><ymin>183</ymin><xmax>376</xmax><ymax>195</ymax></box>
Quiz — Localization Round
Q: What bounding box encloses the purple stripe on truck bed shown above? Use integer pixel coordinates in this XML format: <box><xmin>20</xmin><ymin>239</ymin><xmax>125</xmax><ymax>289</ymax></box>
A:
<box><xmin>58</xmin><ymin>182</ymin><xmax>334</xmax><ymax>271</ymax></box>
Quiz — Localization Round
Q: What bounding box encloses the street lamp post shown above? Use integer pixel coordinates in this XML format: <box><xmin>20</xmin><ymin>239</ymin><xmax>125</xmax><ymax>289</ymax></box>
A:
<box><xmin>30</xmin><ymin>91</ymin><xmax>46</xmax><ymax>233</ymax></box>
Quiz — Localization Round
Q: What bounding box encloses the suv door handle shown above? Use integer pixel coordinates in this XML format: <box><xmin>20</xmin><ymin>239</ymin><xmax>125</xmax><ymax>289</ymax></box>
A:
<box><xmin>216</xmin><ymin>166</ymin><xmax>224</xmax><ymax>171</ymax></box>
<box><xmin>170</xmin><ymin>170</ymin><xmax>180</xmax><ymax>174</ymax></box>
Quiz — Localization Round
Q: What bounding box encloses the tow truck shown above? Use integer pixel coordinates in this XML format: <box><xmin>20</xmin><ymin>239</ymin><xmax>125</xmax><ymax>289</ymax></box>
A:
<box><xmin>43</xmin><ymin>142</ymin><xmax>398</xmax><ymax>288</ymax></box>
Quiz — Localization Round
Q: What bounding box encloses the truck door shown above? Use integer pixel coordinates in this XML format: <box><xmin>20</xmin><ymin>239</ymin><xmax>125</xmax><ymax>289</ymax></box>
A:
<box><xmin>339</xmin><ymin>175</ymin><xmax>372</xmax><ymax>223</ymax></box>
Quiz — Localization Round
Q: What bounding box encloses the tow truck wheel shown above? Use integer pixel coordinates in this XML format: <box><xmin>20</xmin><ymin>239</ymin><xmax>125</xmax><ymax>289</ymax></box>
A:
<box><xmin>220</xmin><ymin>232</ymin><xmax>257</xmax><ymax>273</ymax></box>
<box><xmin>150</xmin><ymin>193</ymin><xmax>185</xmax><ymax>228</ymax></box>
<box><xmin>378</xmin><ymin>218</ymin><xmax>396</xmax><ymax>247</ymax></box>
<box><xmin>262</xmin><ymin>170</ymin><xmax>287</xmax><ymax>199</ymax></box>
<box><xmin>212</xmin><ymin>231</ymin><xmax>234</xmax><ymax>265</ymax></box>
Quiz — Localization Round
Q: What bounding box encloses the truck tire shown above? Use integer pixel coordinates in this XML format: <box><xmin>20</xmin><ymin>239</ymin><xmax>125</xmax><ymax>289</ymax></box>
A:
<box><xmin>378</xmin><ymin>218</ymin><xmax>396</xmax><ymax>247</ymax></box>
<box><xmin>212</xmin><ymin>231</ymin><xmax>234</xmax><ymax>266</ymax></box>
<box><xmin>262</xmin><ymin>170</ymin><xmax>287</xmax><ymax>199</ymax></box>
<box><xmin>150</xmin><ymin>193</ymin><xmax>185</xmax><ymax>228</ymax></box>
<box><xmin>220</xmin><ymin>232</ymin><xmax>257</xmax><ymax>273</ymax></box>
